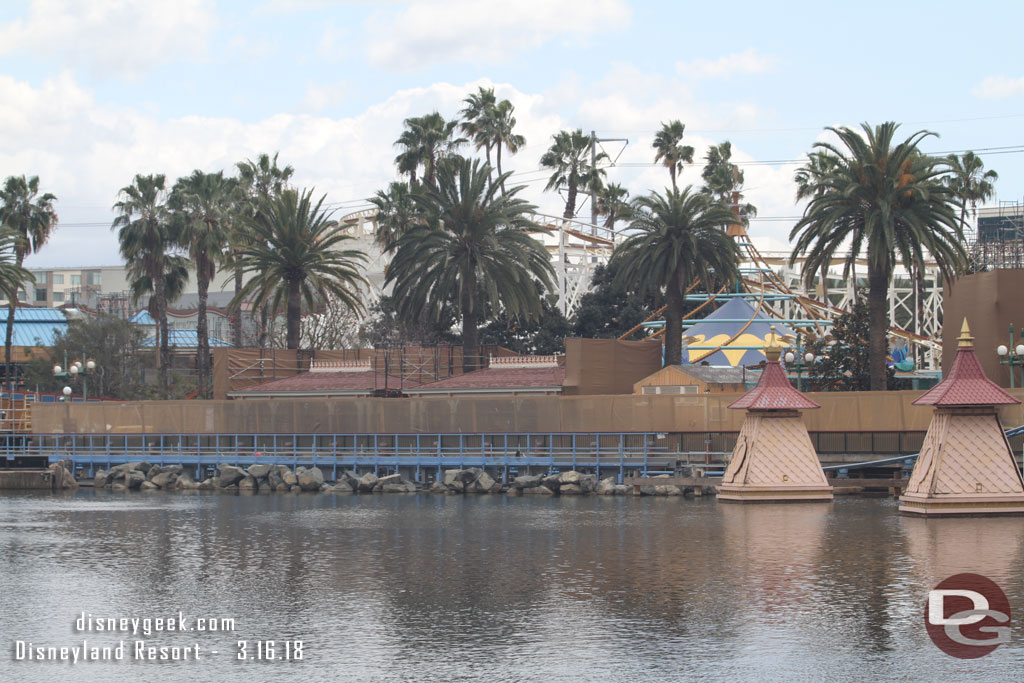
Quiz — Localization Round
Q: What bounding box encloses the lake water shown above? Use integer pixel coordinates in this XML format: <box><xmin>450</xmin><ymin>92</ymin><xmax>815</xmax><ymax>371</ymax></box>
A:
<box><xmin>1</xmin><ymin>490</ymin><xmax>1022</xmax><ymax>681</ymax></box>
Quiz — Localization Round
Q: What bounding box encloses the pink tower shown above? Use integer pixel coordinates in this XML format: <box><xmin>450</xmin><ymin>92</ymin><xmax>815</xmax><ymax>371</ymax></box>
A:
<box><xmin>718</xmin><ymin>327</ymin><xmax>833</xmax><ymax>502</ymax></box>
<box><xmin>899</xmin><ymin>319</ymin><xmax>1024</xmax><ymax>516</ymax></box>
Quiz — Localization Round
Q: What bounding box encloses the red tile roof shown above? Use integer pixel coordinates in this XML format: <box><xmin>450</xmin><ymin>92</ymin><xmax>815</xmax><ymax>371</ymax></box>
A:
<box><xmin>728</xmin><ymin>360</ymin><xmax>820</xmax><ymax>411</ymax></box>
<box><xmin>913</xmin><ymin>345</ymin><xmax>1019</xmax><ymax>407</ymax></box>
<box><xmin>407</xmin><ymin>365</ymin><xmax>565</xmax><ymax>392</ymax></box>
<box><xmin>232</xmin><ymin>370</ymin><xmax>419</xmax><ymax>395</ymax></box>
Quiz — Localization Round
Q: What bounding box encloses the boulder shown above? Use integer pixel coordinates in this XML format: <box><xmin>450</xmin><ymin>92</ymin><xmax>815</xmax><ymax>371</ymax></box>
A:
<box><xmin>512</xmin><ymin>474</ymin><xmax>543</xmax><ymax>489</ymax></box>
<box><xmin>289</xmin><ymin>485</ymin><xmax>302</xmax><ymax>493</ymax></box>
<box><xmin>638</xmin><ymin>485</ymin><xmax>657</xmax><ymax>496</ymax></box>
<box><xmin>197</xmin><ymin>478</ymin><xmax>216</xmax><ymax>491</ymax></box>
<box><xmin>595</xmin><ymin>477</ymin><xmax>617</xmax><ymax>495</ymax></box>
<box><xmin>579</xmin><ymin>474</ymin><xmax>598</xmax><ymax>493</ymax></box>
<box><xmin>275</xmin><ymin>482</ymin><xmax>291</xmax><ymax>492</ymax></box>
<box><xmin>357</xmin><ymin>472</ymin><xmax>378</xmax><ymax>493</ymax></box>
<box><xmin>150</xmin><ymin>472</ymin><xmax>178</xmax><ymax>489</ymax></box>
<box><xmin>282</xmin><ymin>469</ymin><xmax>299</xmax><ymax>487</ymax></box>
<box><xmin>334</xmin><ymin>471</ymin><xmax>359</xmax><ymax>491</ymax></box>
<box><xmin>140</xmin><ymin>480</ymin><xmax>159</xmax><ymax>491</ymax></box>
<box><xmin>541</xmin><ymin>474</ymin><xmax>561</xmax><ymax>491</ymax></box>
<box><xmin>136</xmin><ymin>461</ymin><xmax>153</xmax><ymax>474</ymax></box>
<box><xmin>559</xmin><ymin>470</ymin><xmax>582</xmax><ymax>485</ymax></box>
<box><xmin>217</xmin><ymin>465</ymin><xmax>246</xmax><ymax>487</ymax></box>
<box><xmin>522</xmin><ymin>485</ymin><xmax>554</xmax><ymax>495</ymax></box>
<box><xmin>247</xmin><ymin>464</ymin><xmax>272</xmax><ymax>479</ymax></box>
<box><xmin>429</xmin><ymin>480</ymin><xmax>448</xmax><ymax>494</ymax></box>
<box><xmin>93</xmin><ymin>470</ymin><xmax>110</xmax><ymax>488</ymax></box>
<box><xmin>613</xmin><ymin>484</ymin><xmax>633</xmax><ymax>496</ymax></box>
<box><xmin>268</xmin><ymin>469</ymin><xmax>284</xmax><ymax>489</ymax></box>
<box><xmin>175</xmin><ymin>473</ymin><xmax>200</xmax><ymax>490</ymax></box>
<box><xmin>256</xmin><ymin>477</ymin><xmax>270</xmax><ymax>491</ymax></box>
<box><xmin>110</xmin><ymin>482</ymin><xmax>128</xmax><ymax>491</ymax></box>
<box><xmin>382</xmin><ymin>482</ymin><xmax>416</xmax><ymax>493</ymax></box>
<box><xmin>654</xmin><ymin>485</ymin><xmax>681</xmax><ymax>496</ymax></box>
<box><xmin>325</xmin><ymin>483</ymin><xmax>354</xmax><ymax>493</ymax></box>
<box><xmin>297</xmin><ymin>467</ymin><xmax>324</xmax><ymax>491</ymax></box>
<box><xmin>126</xmin><ymin>471</ymin><xmax>146</xmax><ymax>490</ymax></box>
<box><xmin>559</xmin><ymin>484</ymin><xmax>583</xmax><ymax>495</ymax></box>
<box><xmin>466</xmin><ymin>471</ymin><xmax>496</xmax><ymax>493</ymax></box>
<box><xmin>238</xmin><ymin>476</ymin><xmax>258</xmax><ymax>491</ymax></box>
<box><xmin>48</xmin><ymin>463</ymin><xmax>79</xmax><ymax>489</ymax></box>
<box><xmin>57</xmin><ymin>457</ymin><xmax>74</xmax><ymax>475</ymax></box>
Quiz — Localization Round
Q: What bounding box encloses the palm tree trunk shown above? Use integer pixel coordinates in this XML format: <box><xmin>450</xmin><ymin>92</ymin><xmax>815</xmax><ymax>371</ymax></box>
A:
<box><xmin>258</xmin><ymin>305</ymin><xmax>268</xmax><ymax>349</ymax></box>
<box><xmin>496</xmin><ymin>143</ymin><xmax>505</xmax><ymax>195</ymax></box>
<box><xmin>867</xmin><ymin>266</ymin><xmax>889</xmax><ymax>391</ymax></box>
<box><xmin>670</xmin><ymin>165</ymin><xmax>677</xmax><ymax>192</ymax></box>
<box><xmin>663</xmin><ymin>274</ymin><xmax>684</xmax><ymax>366</ymax></box>
<box><xmin>153</xmin><ymin>260</ymin><xmax>170</xmax><ymax>399</ymax></box>
<box><xmin>196</xmin><ymin>257</ymin><xmax>210</xmax><ymax>399</ymax></box>
<box><xmin>461</xmin><ymin>285</ymin><xmax>479</xmax><ymax>374</ymax></box>
<box><xmin>4</xmin><ymin>252</ymin><xmax>24</xmax><ymax>370</ymax></box>
<box><xmin>286</xmin><ymin>279</ymin><xmax>301</xmax><ymax>350</ymax></box>
<box><xmin>564</xmin><ymin>172</ymin><xmax>578</xmax><ymax>219</ymax></box>
<box><xmin>231</xmin><ymin>266</ymin><xmax>242</xmax><ymax>347</ymax></box>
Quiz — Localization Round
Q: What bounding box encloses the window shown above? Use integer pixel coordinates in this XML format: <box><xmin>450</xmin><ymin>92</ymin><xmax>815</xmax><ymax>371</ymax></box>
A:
<box><xmin>52</xmin><ymin>274</ymin><xmax>64</xmax><ymax>284</ymax></box>
<box><xmin>52</xmin><ymin>291</ymin><xmax>64</xmax><ymax>302</ymax></box>
<box><xmin>641</xmin><ymin>385</ymin><xmax>700</xmax><ymax>395</ymax></box>
<box><xmin>35</xmin><ymin>288</ymin><xmax>47</xmax><ymax>302</ymax></box>
<box><xmin>36</xmin><ymin>272</ymin><xmax>47</xmax><ymax>284</ymax></box>
<box><xmin>86</xmin><ymin>272</ymin><xmax>101</xmax><ymax>286</ymax></box>
<box><xmin>70</xmin><ymin>274</ymin><xmax>81</xmax><ymax>285</ymax></box>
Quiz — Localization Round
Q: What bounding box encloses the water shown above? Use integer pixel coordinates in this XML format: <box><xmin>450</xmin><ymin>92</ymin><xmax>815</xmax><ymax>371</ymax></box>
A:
<box><xmin>1</xmin><ymin>490</ymin><xmax>1022</xmax><ymax>681</ymax></box>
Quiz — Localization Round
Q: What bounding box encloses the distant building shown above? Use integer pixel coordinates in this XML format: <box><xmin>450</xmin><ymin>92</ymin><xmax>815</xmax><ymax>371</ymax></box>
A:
<box><xmin>633</xmin><ymin>365</ymin><xmax>752</xmax><ymax>395</ymax></box>
<box><xmin>227</xmin><ymin>359</ymin><xmax>415</xmax><ymax>399</ymax></box>
<box><xmin>977</xmin><ymin>203</ymin><xmax>1024</xmax><ymax>243</ymax></box>
<box><xmin>403</xmin><ymin>356</ymin><xmax>565</xmax><ymax>398</ymax></box>
<box><xmin>0</xmin><ymin>308</ymin><xmax>71</xmax><ymax>362</ymax></box>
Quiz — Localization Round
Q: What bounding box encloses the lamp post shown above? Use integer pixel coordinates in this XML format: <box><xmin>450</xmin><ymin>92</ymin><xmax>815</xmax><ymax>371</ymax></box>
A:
<box><xmin>53</xmin><ymin>352</ymin><xmax>97</xmax><ymax>401</ymax></box>
<box><xmin>784</xmin><ymin>337</ymin><xmax>815</xmax><ymax>392</ymax></box>
<box><xmin>996</xmin><ymin>324</ymin><xmax>1024</xmax><ymax>389</ymax></box>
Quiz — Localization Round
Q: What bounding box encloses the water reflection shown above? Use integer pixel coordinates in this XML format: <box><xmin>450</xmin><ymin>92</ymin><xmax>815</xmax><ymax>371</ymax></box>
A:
<box><xmin>0</xmin><ymin>491</ymin><xmax>1021</xmax><ymax>681</ymax></box>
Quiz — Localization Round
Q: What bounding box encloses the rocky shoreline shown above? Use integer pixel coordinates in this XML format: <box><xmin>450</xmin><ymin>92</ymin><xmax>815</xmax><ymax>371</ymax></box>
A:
<box><xmin>81</xmin><ymin>463</ymin><xmax>700</xmax><ymax>497</ymax></box>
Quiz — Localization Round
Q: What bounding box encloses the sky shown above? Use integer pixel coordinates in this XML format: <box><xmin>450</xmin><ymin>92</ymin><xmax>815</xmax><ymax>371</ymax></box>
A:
<box><xmin>1</xmin><ymin>0</ymin><xmax>1022</xmax><ymax>268</ymax></box>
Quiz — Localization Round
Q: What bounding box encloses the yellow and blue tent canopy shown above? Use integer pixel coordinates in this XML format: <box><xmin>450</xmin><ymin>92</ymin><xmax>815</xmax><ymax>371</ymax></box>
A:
<box><xmin>683</xmin><ymin>298</ymin><xmax>796</xmax><ymax>367</ymax></box>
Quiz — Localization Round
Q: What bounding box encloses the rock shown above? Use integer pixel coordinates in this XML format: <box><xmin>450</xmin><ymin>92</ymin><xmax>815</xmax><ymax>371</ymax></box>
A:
<box><xmin>247</xmin><ymin>464</ymin><xmax>272</xmax><ymax>479</ymax></box>
<box><xmin>256</xmin><ymin>477</ymin><xmax>270</xmax><ymax>491</ymax></box>
<box><xmin>93</xmin><ymin>470</ymin><xmax>110</xmax><ymax>488</ymax></box>
<box><xmin>126</xmin><ymin>471</ymin><xmax>146</xmax><ymax>490</ymax></box>
<box><xmin>559</xmin><ymin>470</ymin><xmax>582</xmax><ymax>485</ymax></box>
<box><xmin>150</xmin><ymin>472</ymin><xmax>178</xmax><ymax>489</ymax></box>
<box><xmin>334</xmin><ymin>471</ymin><xmax>359</xmax><ymax>491</ymax></box>
<box><xmin>289</xmin><ymin>485</ymin><xmax>302</xmax><ymax>493</ymax></box>
<box><xmin>654</xmin><ymin>485</ymin><xmax>678</xmax><ymax>496</ymax></box>
<box><xmin>136</xmin><ymin>461</ymin><xmax>153</xmax><ymax>474</ymax></box>
<box><xmin>357</xmin><ymin>472</ymin><xmax>378</xmax><ymax>493</ymax></box>
<box><xmin>217</xmin><ymin>465</ymin><xmax>246</xmax><ymax>487</ymax></box>
<box><xmin>595</xmin><ymin>477</ymin><xmax>617</xmax><ymax>495</ymax></box>
<box><xmin>282</xmin><ymin>469</ymin><xmax>299</xmax><ymax>486</ymax></box>
<box><xmin>541</xmin><ymin>474</ymin><xmax>561</xmax><ymax>491</ymax></box>
<box><xmin>512</xmin><ymin>474</ymin><xmax>543</xmax><ymax>489</ymax></box>
<box><xmin>268</xmin><ymin>469</ymin><xmax>284</xmax><ymax>489</ymax></box>
<box><xmin>140</xmin><ymin>480</ymin><xmax>159</xmax><ymax>491</ymax></box>
<box><xmin>297</xmin><ymin>467</ymin><xmax>324</xmax><ymax>491</ymax></box>
<box><xmin>638</xmin><ymin>485</ymin><xmax>657</xmax><ymax>496</ymax></box>
<box><xmin>111</xmin><ymin>482</ymin><xmax>128</xmax><ymax>491</ymax></box>
<box><xmin>382</xmin><ymin>483</ymin><xmax>416</xmax><ymax>493</ymax></box>
<box><xmin>522</xmin><ymin>485</ymin><xmax>554</xmax><ymax>495</ymax></box>
<box><xmin>48</xmin><ymin>463</ymin><xmax>79</xmax><ymax>489</ymax></box>
<box><xmin>325</xmin><ymin>483</ymin><xmax>353</xmax><ymax>493</ymax></box>
<box><xmin>275</xmin><ymin>482</ymin><xmax>291</xmax><ymax>492</ymax></box>
<box><xmin>613</xmin><ymin>484</ymin><xmax>633</xmax><ymax>496</ymax></box>
<box><xmin>57</xmin><ymin>457</ymin><xmax>74</xmax><ymax>475</ymax></box>
<box><xmin>580</xmin><ymin>474</ymin><xmax>598</xmax><ymax>493</ymax></box>
<box><xmin>560</xmin><ymin>484</ymin><xmax>583</xmax><ymax>495</ymax></box>
<box><xmin>175</xmin><ymin>473</ymin><xmax>200</xmax><ymax>490</ymax></box>
<box><xmin>197</xmin><ymin>478</ymin><xmax>216</xmax><ymax>491</ymax></box>
<box><xmin>238</xmin><ymin>476</ymin><xmax>258</xmax><ymax>491</ymax></box>
<box><xmin>429</xmin><ymin>480</ymin><xmax>448</xmax><ymax>494</ymax></box>
<box><xmin>466</xmin><ymin>471</ymin><xmax>496</xmax><ymax>493</ymax></box>
<box><xmin>442</xmin><ymin>469</ymin><xmax>462</xmax><ymax>487</ymax></box>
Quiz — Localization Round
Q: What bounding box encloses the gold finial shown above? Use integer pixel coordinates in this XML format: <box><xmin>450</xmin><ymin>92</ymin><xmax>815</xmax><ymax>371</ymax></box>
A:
<box><xmin>958</xmin><ymin>318</ymin><xmax>974</xmax><ymax>348</ymax></box>
<box><xmin>764</xmin><ymin>325</ymin><xmax>782</xmax><ymax>362</ymax></box>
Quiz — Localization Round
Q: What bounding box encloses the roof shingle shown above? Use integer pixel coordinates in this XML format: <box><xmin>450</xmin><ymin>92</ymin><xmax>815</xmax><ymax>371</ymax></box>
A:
<box><xmin>728</xmin><ymin>359</ymin><xmax>819</xmax><ymax>411</ymax></box>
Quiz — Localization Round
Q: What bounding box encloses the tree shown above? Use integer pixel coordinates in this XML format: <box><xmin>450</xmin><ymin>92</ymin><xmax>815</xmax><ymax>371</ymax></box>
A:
<box><xmin>571</xmin><ymin>262</ymin><xmax>662</xmax><ymax>340</ymax></box>
<box><xmin>794</xmin><ymin>151</ymin><xmax>841</xmax><ymax>303</ymax></box>
<box><xmin>595</xmin><ymin>182</ymin><xmax>631</xmax><ymax>230</ymax></box>
<box><xmin>368</xmin><ymin>182</ymin><xmax>420</xmax><ymax>250</ymax></box>
<box><xmin>480</xmin><ymin>290</ymin><xmax>570</xmax><ymax>356</ymax></box>
<box><xmin>944</xmin><ymin>151</ymin><xmax>998</xmax><ymax>235</ymax></box>
<box><xmin>789</xmin><ymin>122</ymin><xmax>967</xmax><ymax>391</ymax></box>
<box><xmin>394</xmin><ymin>112</ymin><xmax>466</xmax><ymax>187</ymax></box>
<box><xmin>234</xmin><ymin>153</ymin><xmax>294</xmax><ymax>347</ymax></box>
<box><xmin>231</xmin><ymin>188</ymin><xmax>368</xmax><ymax>350</ymax></box>
<box><xmin>488</xmin><ymin>99</ymin><xmax>526</xmax><ymax>195</ymax></box>
<box><xmin>540</xmin><ymin>129</ymin><xmax>608</xmax><ymax>219</ymax></box>
<box><xmin>804</xmin><ymin>301</ymin><xmax>902</xmax><ymax>391</ymax></box>
<box><xmin>459</xmin><ymin>87</ymin><xmax>497</xmax><ymax>170</ymax></box>
<box><xmin>700</xmin><ymin>141</ymin><xmax>756</xmax><ymax>223</ymax></box>
<box><xmin>113</xmin><ymin>174</ymin><xmax>175</xmax><ymax>398</ymax></box>
<box><xmin>0</xmin><ymin>175</ymin><xmax>57</xmax><ymax>368</ymax></box>
<box><xmin>359</xmin><ymin>294</ymin><xmax>460</xmax><ymax>348</ymax></box>
<box><xmin>385</xmin><ymin>158</ymin><xmax>554</xmax><ymax>372</ymax></box>
<box><xmin>610</xmin><ymin>187</ymin><xmax>740</xmax><ymax>366</ymax></box>
<box><xmin>652</xmin><ymin>120</ymin><xmax>694</xmax><ymax>191</ymax></box>
<box><xmin>170</xmin><ymin>169</ymin><xmax>237</xmax><ymax>398</ymax></box>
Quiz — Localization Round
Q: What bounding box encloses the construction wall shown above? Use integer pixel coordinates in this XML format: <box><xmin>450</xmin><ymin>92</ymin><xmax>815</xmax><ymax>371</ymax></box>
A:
<box><xmin>943</xmin><ymin>269</ymin><xmax>1024</xmax><ymax>387</ymax></box>
<box><xmin>32</xmin><ymin>390</ymin><xmax>1024</xmax><ymax>435</ymax></box>
<box><xmin>563</xmin><ymin>338</ymin><xmax>663</xmax><ymax>395</ymax></box>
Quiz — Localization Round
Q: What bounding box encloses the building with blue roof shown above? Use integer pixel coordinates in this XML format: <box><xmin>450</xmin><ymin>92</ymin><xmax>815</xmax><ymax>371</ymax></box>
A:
<box><xmin>0</xmin><ymin>307</ymin><xmax>70</xmax><ymax>358</ymax></box>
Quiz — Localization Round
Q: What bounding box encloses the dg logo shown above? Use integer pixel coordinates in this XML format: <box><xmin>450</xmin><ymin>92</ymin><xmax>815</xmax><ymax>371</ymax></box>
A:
<box><xmin>926</xmin><ymin>573</ymin><xmax>1011</xmax><ymax>658</ymax></box>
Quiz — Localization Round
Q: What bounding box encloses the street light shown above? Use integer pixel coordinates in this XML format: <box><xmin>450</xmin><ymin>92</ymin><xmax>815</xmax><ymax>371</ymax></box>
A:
<box><xmin>996</xmin><ymin>324</ymin><xmax>1024</xmax><ymax>388</ymax></box>
<box><xmin>53</xmin><ymin>351</ymin><xmax>98</xmax><ymax>401</ymax></box>
<box><xmin>784</xmin><ymin>337</ymin><xmax>815</xmax><ymax>391</ymax></box>
<box><xmin>60</xmin><ymin>386</ymin><xmax>72</xmax><ymax>402</ymax></box>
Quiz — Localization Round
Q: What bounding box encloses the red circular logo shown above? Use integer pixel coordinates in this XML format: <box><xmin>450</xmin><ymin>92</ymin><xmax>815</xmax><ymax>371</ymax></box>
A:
<box><xmin>925</xmin><ymin>573</ymin><xmax>1011</xmax><ymax>658</ymax></box>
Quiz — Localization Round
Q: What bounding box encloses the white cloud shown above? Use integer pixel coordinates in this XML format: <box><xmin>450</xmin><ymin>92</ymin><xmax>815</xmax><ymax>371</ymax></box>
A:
<box><xmin>675</xmin><ymin>48</ymin><xmax>777</xmax><ymax>79</ymax></box>
<box><xmin>300</xmin><ymin>81</ymin><xmax>350</xmax><ymax>113</ymax></box>
<box><xmin>0</xmin><ymin>0</ymin><xmax>216</xmax><ymax>79</ymax></box>
<box><xmin>972</xmin><ymin>75</ymin><xmax>1024</xmax><ymax>99</ymax></box>
<box><xmin>366</xmin><ymin>0</ymin><xmax>631</xmax><ymax>70</ymax></box>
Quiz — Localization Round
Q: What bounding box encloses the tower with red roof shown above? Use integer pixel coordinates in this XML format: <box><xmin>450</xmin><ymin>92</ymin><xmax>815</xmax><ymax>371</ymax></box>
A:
<box><xmin>899</xmin><ymin>319</ymin><xmax>1024</xmax><ymax>516</ymax></box>
<box><xmin>718</xmin><ymin>327</ymin><xmax>833</xmax><ymax>502</ymax></box>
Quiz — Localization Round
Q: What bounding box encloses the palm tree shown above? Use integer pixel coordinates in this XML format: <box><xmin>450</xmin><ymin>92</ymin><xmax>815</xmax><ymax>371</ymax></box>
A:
<box><xmin>794</xmin><ymin>151</ymin><xmax>841</xmax><ymax>303</ymax></box>
<box><xmin>385</xmin><ymin>158</ymin><xmax>553</xmax><ymax>372</ymax></box>
<box><xmin>459</xmin><ymin>87</ymin><xmax>497</xmax><ymax>170</ymax></box>
<box><xmin>234</xmin><ymin>153</ymin><xmax>294</xmax><ymax>347</ymax></box>
<box><xmin>595</xmin><ymin>182</ymin><xmax>631</xmax><ymax>230</ymax></box>
<box><xmin>231</xmin><ymin>189</ymin><xmax>368</xmax><ymax>350</ymax></box>
<box><xmin>944</xmin><ymin>151</ymin><xmax>998</xmax><ymax>235</ymax></box>
<box><xmin>394</xmin><ymin>113</ymin><xmax>466</xmax><ymax>187</ymax></box>
<box><xmin>488</xmin><ymin>99</ymin><xmax>526</xmax><ymax>195</ymax></box>
<box><xmin>540</xmin><ymin>129</ymin><xmax>608</xmax><ymax>219</ymax></box>
<box><xmin>0</xmin><ymin>175</ymin><xmax>57</xmax><ymax>368</ymax></box>
<box><xmin>170</xmin><ymin>170</ymin><xmax>237</xmax><ymax>397</ymax></box>
<box><xmin>112</xmin><ymin>174</ymin><xmax>175</xmax><ymax>398</ymax></box>
<box><xmin>368</xmin><ymin>182</ymin><xmax>420</xmax><ymax>250</ymax></box>
<box><xmin>789</xmin><ymin>122</ymin><xmax>967</xmax><ymax>391</ymax></box>
<box><xmin>610</xmin><ymin>188</ymin><xmax>739</xmax><ymax>366</ymax></box>
<box><xmin>0</xmin><ymin>229</ymin><xmax>33</xmax><ymax>323</ymax></box>
<box><xmin>652</xmin><ymin>120</ymin><xmax>694</xmax><ymax>191</ymax></box>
